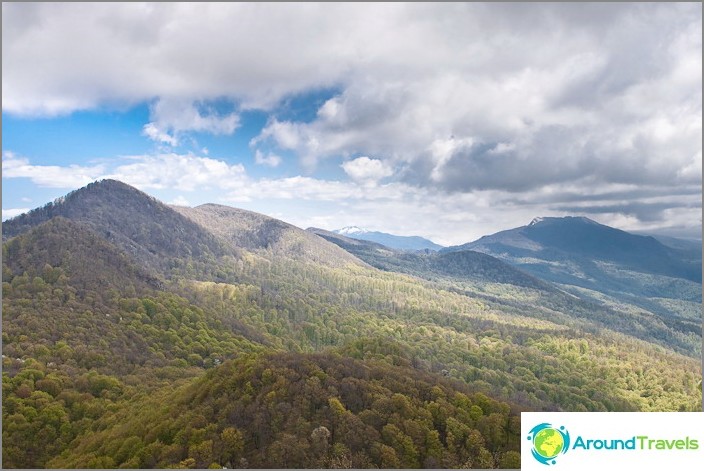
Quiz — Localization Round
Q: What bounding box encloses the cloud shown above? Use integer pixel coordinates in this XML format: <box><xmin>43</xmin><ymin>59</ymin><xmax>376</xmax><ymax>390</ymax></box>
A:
<box><xmin>143</xmin><ymin>122</ymin><xmax>178</xmax><ymax>146</ymax></box>
<box><xmin>2</xmin><ymin>151</ymin><xmax>104</xmax><ymax>188</ymax></box>
<box><xmin>2</xmin><ymin>3</ymin><xmax>701</xmax><ymax>240</ymax></box>
<box><xmin>3</xmin><ymin>152</ymin><xmax>702</xmax><ymax>243</ymax></box>
<box><xmin>107</xmin><ymin>153</ymin><xmax>248</xmax><ymax>191</ymax></box>
<box><xmin>5</xmin><ymin>4</ymin><xmax>700</xmax><ymax>189</ymax></box>
<box><xmin>341</xmin><ymin>156</ymin><xmax>393</xmax><ymax>184</ymax></box>
<box><xmin>254</xmin><ymin>150</ymin><xmax>282</xmax><ymax>167</ymax></box>
<box><xmin>2</xmin><ymin>208</ymin><xmax>31</xmax><ymax>221</ymax></box>
<box><xmin>168</xmin><ymin>195</ymin><xmax>191</xmax><ymax>206</ymax></box>
<box><xmin>554</xmin><ymin>201</ymin><xmax>702</xmax><ymax>223</ymax></box>
<box><xmin>1</xmin><ymin>151</ymin><xmax>247</xmax><ymax>193</ymax></box>
<box><xmin>143</xmin><ymin>98</ymin><xmax>240</xmax><ymax>146</ymax></box>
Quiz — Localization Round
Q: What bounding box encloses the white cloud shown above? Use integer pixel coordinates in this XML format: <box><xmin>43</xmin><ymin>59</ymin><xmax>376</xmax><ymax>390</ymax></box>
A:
<box><xmin>106</xmin><ymin>153</ymin><xmax>248</xmax><ymax>191</ymax></box>
<box><xmin>2</xmin><ymin>151</ymin><xmax>103</xmax><ymax>188</ymax></box>
<box><xmin>254</xmin><ymin>150</ymin><xmax>282</xmax><ymax>167</ymax></box>
<box><xmin>341</xmin><ymin>156</ymin><xmax>393</xmax><ymax>184</ymax></box>
<box><xmin>2</xmin><ymin>208</ymin><xmax>31</xmax><ymax>221</ymax></box>
<box><xmin>2</xmin><ymin>3</ymin><xmax>700</xmax><ymax>238</ymax></box>
<box><xmin>1</xmin><ymin>151</ymin><xmax>247</xmax><ymax>193</ymax></box>
<box><xmin>143</xmin><ymin>98</ymin><xmax>240</xmax><ymax>145</ymax></box>
<box><xmin>3</xmin><ymin>152</ymin><xmax>702</xmax><ymax>243</ymax></box>
<box><xmin>168</xmin><ymin>195</ymin><xmax>191</xmax><ymax>206</ymax></box>
<box><xmin>143</xmin><ymin>122</ymin><xmax>179</xmax><ymax>146</ymax></box>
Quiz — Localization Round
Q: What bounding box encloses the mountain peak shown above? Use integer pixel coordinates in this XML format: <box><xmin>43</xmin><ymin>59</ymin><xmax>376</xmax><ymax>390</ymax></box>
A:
<box><xmin>2</xmin><ymin>179</ymin><xmax>227</xmax><ymax>273</ymax></box>
<box><xmin>528</xmin><ymin>216</ymin><xmax>599</xmax><ymax>227</ymax></box>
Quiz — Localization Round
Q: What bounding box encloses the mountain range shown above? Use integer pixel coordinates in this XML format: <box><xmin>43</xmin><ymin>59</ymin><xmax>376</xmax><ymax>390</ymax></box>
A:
<box><xmin>333</xmin><ymin>226</ymin><xmax>444</xmax><ymax>251</ymax></box>
<box><xmin>2</xmin><ymin>180</ymin><xmax>701</xmax><ymax>469</ymax></box>
<box><xmin>447</xmin><ymin>216</ymin><xmax>701</xmax><ymax>320</ymax></box>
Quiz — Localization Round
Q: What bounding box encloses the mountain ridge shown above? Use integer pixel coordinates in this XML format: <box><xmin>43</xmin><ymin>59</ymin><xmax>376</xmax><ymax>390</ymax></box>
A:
<box><xmin>2</xmin><ymin>179</ymin><xmax>228</xmax><ymax>276</ymax></box>
<box><xmin>443</xmin><ymin>216</ymin><xmax>702</xmax><ymax>322</ymax></box>
<box><xmin>449</xmin><ymin>216</ymin><xmax>701</xmax><ymax>281</ymax></box>
<box><xmin>331</xmin><ymin>226</ymin><xmax>444</xmax><ymax>251</ymax></box>
<box><xmin>2</xmin><ymin>180</ymin><xmax>701</xmax><ymax>469</ymax></box>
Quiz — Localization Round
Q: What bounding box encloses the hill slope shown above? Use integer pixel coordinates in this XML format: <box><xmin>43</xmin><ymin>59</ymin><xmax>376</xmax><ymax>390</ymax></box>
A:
<box><xmin>446</xmin><ymin>217</ymin><xmax>702</xmax><ymax>319</ymax></box>
<box><xmin>310</xmin><ymin>228</ymin><xmax>550</xmax><ymax>289</ymax></box>
<box><xmin>174</xmin><ymin>204</ymin><xmax>364</xmax><ymax>268</ymax></box>
<box><xmin>2</xmin><ymin>179</ymin><xmax>228</xmax><ymax>277</ymax></box>
<box><xmin>309</xmin><ymin>227</ymin><xmax>701</xmax><ymax>357</ymax></box>
<box><xmin>2</xmin><ymin>181</ymin><xmax>701</xmax><ymax>469</ymax></box>
<box><xmin>48</xmin><ymin>350</ymin><xmax>521</xmax><ymax>469</ymax></box>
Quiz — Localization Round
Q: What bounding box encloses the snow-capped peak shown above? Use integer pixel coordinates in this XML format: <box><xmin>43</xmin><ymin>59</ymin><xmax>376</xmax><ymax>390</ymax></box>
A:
<box><xmin>529</xmin><ymin>217</ymin><xmax>545</xmax><ymax>226</ymax></box>
<box><xmin>335</xmin><ymin>226</ymin><xmax>368</xmax><ymax>235</ymax></box>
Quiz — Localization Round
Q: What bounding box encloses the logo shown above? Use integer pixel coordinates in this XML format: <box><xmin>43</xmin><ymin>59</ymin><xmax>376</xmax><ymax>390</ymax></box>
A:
<box><xmin>527</xmin><ymin>423</ymin><xmax>571</xmax><ymax>465</ymax></box>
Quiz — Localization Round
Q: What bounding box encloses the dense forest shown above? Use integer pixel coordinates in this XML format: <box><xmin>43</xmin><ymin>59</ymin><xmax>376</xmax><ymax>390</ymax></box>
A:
<box><xmin>2</xmin><ymin>180</ymin><xmax>701</xmax><ymax>468</ymax></box>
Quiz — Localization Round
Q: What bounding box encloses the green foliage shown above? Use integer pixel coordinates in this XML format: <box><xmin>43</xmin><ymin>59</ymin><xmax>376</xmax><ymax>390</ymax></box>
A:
<box><xmin>48</xmin><ymin>352</ymin><xmax>521</xmax><ymax>469</ymax></box>
<box><xmin>2</xmin><ymin>181</ymin><xmax>701</xmax><ymax>469</ymax></box>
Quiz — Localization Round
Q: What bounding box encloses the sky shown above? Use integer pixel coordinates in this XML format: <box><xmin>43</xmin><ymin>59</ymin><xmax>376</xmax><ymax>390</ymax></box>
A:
<box><xmin>2</xmin><ymin>2</ymin><xmax>701</xmax><ymax>245</ymax></box>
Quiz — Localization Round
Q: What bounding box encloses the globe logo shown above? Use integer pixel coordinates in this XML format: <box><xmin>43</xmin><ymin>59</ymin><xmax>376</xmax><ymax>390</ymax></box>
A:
<box><xmin>527</xmin><ymin>423</ymin><xmax>570</xmax><ymax>465</ymax></box>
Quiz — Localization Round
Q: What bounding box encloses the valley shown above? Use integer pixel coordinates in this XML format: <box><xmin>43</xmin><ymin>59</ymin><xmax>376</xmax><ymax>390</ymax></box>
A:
<box><xmin>2</xmin><ymin>180</ymin><xmax>701</xmax><ymax>468</ymax></box>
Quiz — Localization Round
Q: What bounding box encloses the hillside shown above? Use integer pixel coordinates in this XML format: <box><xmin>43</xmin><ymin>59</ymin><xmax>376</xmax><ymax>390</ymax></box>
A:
<box><xmin>2</xmin><ymin>217</ymin><xmax>161</xmax><ymax>295</ymax></box>
<box><xmin>310</xmin><ymin>228</ymin><xmax>551</xmax><ymax>289</ymax></box>
<box><xmin>309</xmin><ymin>228</ymin><xmax>701</xmax><ymax>357</ymax></box>
<box><xmin>2</xmin><ymin>181</ymin><xmax>702</xmax><ymax>469</ymax></box>
<box><xmin>48</xmin><ymin>350</ymin><xmax>522</xmax><ymax>469</ymax></box>
<box><xmin>447</xmin><ymin>217</ymin><xmax>702</xmax><ymax>321</ymax></box>
<box><xmin>2</xmin><ymin>180</ymin><xmax>228</xmax><ymax>277</ymax></box>
<box><xmin>174</xmin><ymin>204</ymin><xmax>364</xmax><ymax>268</ymax></box>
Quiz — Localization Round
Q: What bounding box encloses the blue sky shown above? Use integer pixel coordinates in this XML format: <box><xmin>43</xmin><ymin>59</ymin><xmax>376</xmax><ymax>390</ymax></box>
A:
<box><xmin>2</xmin><ymin>3</ymin><xmax>701</xmax><ymax>244</ymax></box>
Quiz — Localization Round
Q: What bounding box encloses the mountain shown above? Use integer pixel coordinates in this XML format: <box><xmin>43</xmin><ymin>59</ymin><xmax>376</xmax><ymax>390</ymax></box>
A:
<box><xmin>332</xmin><ymin>226</ymin><xmax>444</xmax><ymax>251</ymax></box>
<box><xmin>2</xmin><ymin>179</ymin><xmax>228</xmax><ymax>277</ymax></box>
<box><xmin>310</xmin><ymin>227</ymin><xmax>551</xmax><ymax>290</ymax></box>
<box><xmin>2</xmin><ymin>216</ymin><xmax>162</xmax><ymax>294</ymax></box>
<box><xmin>453</xmin><ymin>216</ymin><xmax>700</xmax><ymax>281</ymax></box>
<box><xmin>174</xmin><ymin>204</ymin><xmax>364</xmax><ymax>269</ymax></box>
<box><xmin>309</xmin><ymin>227</ymin><xmax>701</xmax><ymax>357</ymax></box>
<box><xmin>446</xmin><ymin>216</ymin><xmax>702</xmax><ymax>319</ymax></box>
<box><xmin>2</xmin><ymin>181</ymin><xmax>702</xmax><ymax>469</ymax></box>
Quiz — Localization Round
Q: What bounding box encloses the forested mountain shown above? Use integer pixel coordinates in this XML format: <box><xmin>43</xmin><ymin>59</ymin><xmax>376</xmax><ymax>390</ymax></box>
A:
<box><xmin>174</xmin><ymin>204</ymin><xmax>364</xmax><ymax>268</ymax></box>
<box><xmin>453</xmin><ymin>216</ymin><xmax>700</xmax><ymax>282</ymax></box>
<box><xmin>2</xmin><ymin>180</ymin><xmax>228</xmax><ymax>277</ymax></box>
<box><xmin>3</xmin><ymin>180</ymin><xmax>701</xmax><ymax>469</ymax></box>
<box><xmin>309</xmin><ymin>227</ymin><xmax>701</xmax><ymax>357</ymax></box>
<box><xmin>48</xmin><ymin>350</ymin><xmax>522</xmax><ymax>469</ymax></box>
<box><xmin>332</xmin><ymin>226</ymin><xmax>444</xmax><ymax>251</ymax></box>
<box><xmin>446</xmin><ymin>216</ymin><xmax>702</xmax><ymax>324</ymax></box>
<box><xmin>309</xmin><ymin>228</ymin><xmax>551</xmax><ymax>289</ymax></box>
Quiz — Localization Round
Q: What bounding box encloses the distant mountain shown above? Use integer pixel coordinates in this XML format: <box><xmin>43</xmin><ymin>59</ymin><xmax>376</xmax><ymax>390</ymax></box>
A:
<box><xmin>310</xmin><ymin>227</ymin><xmax>551</xmax><ymax>290</ymax></box>
<box><xmin>451</xmin><ymin>216</ymin><xmax>700</xmax><ymax>281</ymax></box>
<box><xmin>332</xmin><ymin>226</ymin><xmax>443</xmax><ymax>251</ymax></box>
<box><xmin>632</xmin><ymin>233</ymin><xmax>702</xmax><ymax>264</ymax></box>
<box><xmin>445</xmin><ymin>216</ymin><xmax>702</xmax><ymax>318</ymax></box>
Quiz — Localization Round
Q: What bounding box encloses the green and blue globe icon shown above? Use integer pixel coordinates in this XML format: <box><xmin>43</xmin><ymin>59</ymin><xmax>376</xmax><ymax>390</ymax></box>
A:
<box><xmin>528</xmin><ymin>423</ymin><xmax>570</xmax><ymax>465</ymax></box>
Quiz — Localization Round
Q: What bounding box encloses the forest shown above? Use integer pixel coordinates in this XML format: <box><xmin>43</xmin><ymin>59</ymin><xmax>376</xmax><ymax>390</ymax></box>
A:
<box><xmin>2</xmin><ymin>180</ymin><xmax>701</xmax><ymax>468</ymax></box>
